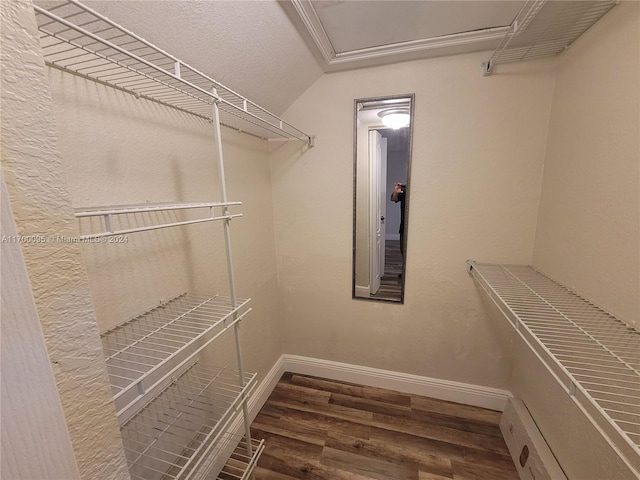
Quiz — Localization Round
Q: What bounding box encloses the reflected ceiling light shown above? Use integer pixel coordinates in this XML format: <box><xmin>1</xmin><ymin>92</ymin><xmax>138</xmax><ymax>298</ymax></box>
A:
<box><xmin>378</xmin><ymin>108</ymin><xmax>410</xmax><ymax>129</ymax></box>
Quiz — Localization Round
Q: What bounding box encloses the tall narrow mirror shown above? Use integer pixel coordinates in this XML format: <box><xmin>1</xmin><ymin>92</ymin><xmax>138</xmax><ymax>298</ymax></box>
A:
<box><xmin>353</xmin><ymin>94</ymin><xmax>414</xmax><ymax>303</ymax></box>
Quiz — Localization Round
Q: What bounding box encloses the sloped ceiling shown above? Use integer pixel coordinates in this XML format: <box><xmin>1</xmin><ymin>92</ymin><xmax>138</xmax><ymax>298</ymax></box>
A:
<box><xmin>81</xmin><ymin>1</ymin><xmax>526</xmax><ymax>115</ymax></box>
<box><xmin>85</xmin><ymin>1</ymin><xmax>324</xmax><ymax>115</ymax></box>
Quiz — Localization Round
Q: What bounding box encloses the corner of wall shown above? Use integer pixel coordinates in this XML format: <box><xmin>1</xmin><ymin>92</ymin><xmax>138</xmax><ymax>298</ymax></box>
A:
<box><xmin>1</xmin><ymin>0</ymin><xmax>130</xmax><ymax>477</ymax></box>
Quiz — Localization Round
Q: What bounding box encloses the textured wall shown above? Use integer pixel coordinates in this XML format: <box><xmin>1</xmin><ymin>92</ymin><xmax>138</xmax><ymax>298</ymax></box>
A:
<box><xmin>533</xmin><ymin>1</ymin><xmax>640</xmax><ymax>329</ymax></box>
<box><xmin>1</xmin><ymin>173</ymin><xmax>81</xmax><ymax>480</ymax></box>
<box><xmin>0</xmin><ymin>0</ymin><xmax>130</xmax><ymax>478</ymax></box>
<box><xmin>271</xmin><ymin>52</ymin><xmax>557</xmax><ymax>389</ymax></box>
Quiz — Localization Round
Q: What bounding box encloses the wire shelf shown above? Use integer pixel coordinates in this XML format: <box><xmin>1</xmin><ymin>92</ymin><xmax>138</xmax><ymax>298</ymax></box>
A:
<box><xmin>102</xmin><ymin>293</ymin><xmax>251</xmax><ymax>420</ymax></box>
<box><xmin>468</xmin><ymin>262</ymin><xmax>640</xmax><ymax>472</ymax></box>
<box><xmin>121</xmin><ymin>362</ymin><xmax>258</xmax><ymax>480</ymax></box>
<box><xmin>485</xmin><ymin>0</ymin><xmax>616</xmax><ymax>75</ymax></box>
<box><xmin>33</xmin><ymin>0</ymin><xmax>314</xmax><ymax>145</ymax></box>
<box><xmin>75</xmin><ymin>202</ymin><xmax>243</xmax><ymax>240</ymax></box>
<box><xmin>211</xmin><ymin>437</ymin><xmax>265</xmax><ymax>480</ymax></box>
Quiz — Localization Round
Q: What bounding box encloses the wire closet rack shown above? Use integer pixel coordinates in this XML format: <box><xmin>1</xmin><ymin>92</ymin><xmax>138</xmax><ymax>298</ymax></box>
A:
<box><xmin>30</xmin><ymin>0</ymin><xmax>305</xmax><ymax>476</ymax></box>
<box><xmin>33</xmin><ymin>0</ymin><xmax>314</xmax><ymax>145</ymax></box>
<box><xmin>484</xmin><ymin>0</ymin><xmax>617</xmax><ymax>75</ymax></box>
<box><xmin>121</xmin><ymin>361</ymin><xmax>262</xmax><ymax>480</ymax></box>
<box><xmin>102</xmin><ymin>293</ymin><xmax>252</xmax><ymax>423</ymax></box>
<box><xmin>468</xmin><ymin>262</ymin><xmax>640</xmax><ymax>473</ymax></box>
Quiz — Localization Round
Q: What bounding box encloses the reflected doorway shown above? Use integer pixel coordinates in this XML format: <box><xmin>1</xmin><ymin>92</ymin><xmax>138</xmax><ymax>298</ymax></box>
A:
<box><xmin>369</xmin><ymin>128</ymin><xmax>409</xmax><ymax>302</ymax></box>
<box><xmin>353</xmin><ymin>94</ymin><xmax>414</xmax><ymax>304</ymax></box>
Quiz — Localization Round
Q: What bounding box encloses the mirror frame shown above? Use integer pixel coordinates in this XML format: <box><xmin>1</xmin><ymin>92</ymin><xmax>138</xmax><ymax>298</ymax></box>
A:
<box><xmin>352</xmin><ymin>93</ymin><xmax>415</xmax><ymax>304</ymax></box>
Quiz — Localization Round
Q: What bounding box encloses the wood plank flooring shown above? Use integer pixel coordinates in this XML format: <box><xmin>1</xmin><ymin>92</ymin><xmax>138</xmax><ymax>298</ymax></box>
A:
<box><xmin>370</xmin><ymin>240</ymin><xmax>403</xmax><ymax>302</ymax></box>
<box><xmin>250</xmin><ymin>373</ymin><xmax>519</xmax><ymax>480</ymax></box>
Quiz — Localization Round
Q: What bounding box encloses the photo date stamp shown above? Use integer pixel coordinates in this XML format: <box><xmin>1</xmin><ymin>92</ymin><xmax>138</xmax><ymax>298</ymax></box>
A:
<box><xmin>1</xmin><ymin>235</ymin><xmax>130</xmax><ymax>244</ymax></box>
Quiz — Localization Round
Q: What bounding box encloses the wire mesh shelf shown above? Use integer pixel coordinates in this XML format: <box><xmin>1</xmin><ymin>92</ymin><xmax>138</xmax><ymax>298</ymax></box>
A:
<box><xmin>121</xmin><ymin>362</ymin><xmax>258</xmax><ymax>480</ymax></box>
<box><xmin>211</xmin><ymin>437</ymin><xmax>265</xmax><ymax>480</ymax></box>
<box><xmin>75</xmin><ymin>202</ymin><xmax>243</xmax><ymax>240</ymax></box>
<box><xmin>102</xmin><ymin>293</ymin><xmax>251</xmax><ymax>420</ymax></box>
<box><xmin>484</xmin><ymin>0</ymin><xmax>616</xmax><ymax>75</ymax></box>
<box><xmin>33</xmin><ymin>0</ymin><xmax>314</xmax><ymax>145</ymax></box>
<box><xmin>468</xmin><ymin>262</ymin><xmax>640</xmax><ymax>471</ymax></box>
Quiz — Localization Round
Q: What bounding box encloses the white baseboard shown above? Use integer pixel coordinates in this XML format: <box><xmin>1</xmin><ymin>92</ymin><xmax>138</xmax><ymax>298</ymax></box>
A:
<box><xmin>246</xmin><ymin>356</ymin><xmax>287</xmax><ymax>423</ymax></box>
<box><xmin>238</xmin><ymin>353</ymin><xmax>511</xmax><ymax>437</ymax></box>
<box><xmin>281</xmin><ymin>354</ymin><xmax>511</xmax><ymax>412</ymax></box>
<box><xmin>386</xmin><ymin>233</ymin><xmax>400</xmax><ymax>241</ymax></box>
<box><xmin>220</xmin><ymin>354</ymin><xmax>512</xmax><ymax>477</ymax></box>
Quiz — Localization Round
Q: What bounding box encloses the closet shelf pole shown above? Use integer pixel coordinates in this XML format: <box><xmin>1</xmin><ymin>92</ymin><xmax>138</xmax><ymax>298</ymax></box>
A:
<box><xmin>212</xmin><ymin>92</ymin><xmax>254</xmax><ymax>458</ymax></box>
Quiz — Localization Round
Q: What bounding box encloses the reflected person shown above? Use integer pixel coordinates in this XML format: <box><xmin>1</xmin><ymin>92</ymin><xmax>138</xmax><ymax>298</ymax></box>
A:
<box><xmin>390</xmin><ymin>182</ymin><xmax>406</xmax><ymax>258</ymax></box>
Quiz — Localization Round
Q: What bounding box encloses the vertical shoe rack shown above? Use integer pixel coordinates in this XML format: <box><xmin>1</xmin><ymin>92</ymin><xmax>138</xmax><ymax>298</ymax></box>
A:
<box><xmin>33</xmin><ymin>1</ymin><xmax>314</xmax><ymax>478</ymax></box>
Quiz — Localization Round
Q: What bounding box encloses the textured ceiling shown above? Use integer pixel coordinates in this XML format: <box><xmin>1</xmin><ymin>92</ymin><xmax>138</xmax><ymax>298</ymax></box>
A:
<box><xmin>79</xmin><ymin>1</ymin><xmax>526</xmax><ymax>115</ymax></box>
<box><xmin>85</xmin><ymin>1</ymin><xmax>324</xmax><ymax>116</ymax></box>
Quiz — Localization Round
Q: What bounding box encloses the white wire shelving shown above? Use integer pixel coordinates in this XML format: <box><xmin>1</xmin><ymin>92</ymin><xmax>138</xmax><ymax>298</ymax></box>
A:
<box><xmin>75</xmin><ymin>202</ymin><xmax>242</xmax><ymax>240</ymax></box>
<box><xmin>211</xmin><ymin>437</ymin><xmax>265</xmax><ymax>480</ymax></box>
<box><xmin>32</xmin><ymin>1</ymin><xmax>280</xmax><ymax>476</ymax></box>
<box><xmin>33</xmin><ymin>0</ymin><xmax>314</xmax><ymax>146</ymax></box>
<box><xmin>101</xmin><ymin>293</ymin><xmax>252</xmax><ymax>423</ymax></box>
<box><xmin>121</xmin><ymin>361</ymin><xmax>261</xmax><ymax>480</ymax></box>
<box><xmin>468</xmin><ymin>262</ymin><xmax>640</xmax><ymax>473</ymax></box>
<box><xmin>484</xmin><ymin>0</ymin><xmax>617</xmax><ymax>75</ymax></box>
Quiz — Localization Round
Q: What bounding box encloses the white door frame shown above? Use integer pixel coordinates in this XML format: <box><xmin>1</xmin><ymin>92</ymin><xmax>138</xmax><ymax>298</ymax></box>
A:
<box><xmin>368</xmin><ymin>130</ymin><xmax>387</xmax><ymax>294</ymax></box>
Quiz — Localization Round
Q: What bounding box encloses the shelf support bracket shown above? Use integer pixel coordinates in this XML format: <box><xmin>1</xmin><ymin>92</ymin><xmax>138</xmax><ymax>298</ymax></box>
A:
<box><xmin>483</xmin><ymin>60</ymin><xmax>493</xmax><ymax>77</ymax></box>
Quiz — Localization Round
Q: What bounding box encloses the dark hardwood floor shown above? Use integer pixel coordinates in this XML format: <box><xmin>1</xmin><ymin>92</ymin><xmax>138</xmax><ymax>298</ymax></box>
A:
<box><xmin>250</xmin><ymin>373</ymin><xmax>519</xmax><ymax>480</ymax></box>
<box><xmin>370</xmin><ymin>240</ymin><xmax>403</xmax><ymax>302</ymax></box>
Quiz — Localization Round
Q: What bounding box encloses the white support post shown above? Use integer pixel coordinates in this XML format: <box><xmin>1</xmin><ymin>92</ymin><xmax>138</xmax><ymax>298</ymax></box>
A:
<box><xmin>211</xmin><ymin>89</ymin><xmax>253</xmax><ymax>458</ymax></box>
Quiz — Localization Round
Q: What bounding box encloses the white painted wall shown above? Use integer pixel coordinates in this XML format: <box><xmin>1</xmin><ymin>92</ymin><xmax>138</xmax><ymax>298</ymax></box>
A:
<box><xmin>519</xmin><ymin>3</ymin><xmax>640</xmax><ymax>478</ymax></box>
<box><xmin>0</xmin><ymin>1</ymin><xmax>131</xmax><ymax>478</ymax></box>
<box><xmin>532</xmin><ymin>1</ymin><xmax>640</xmax><ymax>329</ymax></box>
<box><xmin>271</xmin><ymin>52</ymin><xmax>557</xmax><ymax>389</ymax></box>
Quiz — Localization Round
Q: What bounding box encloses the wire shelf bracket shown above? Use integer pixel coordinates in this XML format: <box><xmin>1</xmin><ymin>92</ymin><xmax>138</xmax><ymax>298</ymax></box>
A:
<box><xmin>467</xmin><ymin>261</ymin><xmax>640</xmax><ymax>475</ymax></box>
<box><xmin>483</xmin><ymin>0</ymin><xmax>617</xmax><ymax>76</ymax></box>
<box><xmin>33</xmin><ymin>0</ymin><xmax>314</xmax><ymax>145</ymax></box>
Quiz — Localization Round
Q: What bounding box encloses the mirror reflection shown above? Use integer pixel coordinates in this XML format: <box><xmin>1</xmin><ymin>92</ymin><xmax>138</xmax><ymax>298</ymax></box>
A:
<box><xmin>353</xmin><ymin>94</ymin><xmax>414</xmax><ymax>303</ymax></box>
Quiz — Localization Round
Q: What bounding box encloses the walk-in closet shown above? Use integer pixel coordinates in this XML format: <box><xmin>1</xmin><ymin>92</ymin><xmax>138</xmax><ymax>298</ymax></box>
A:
<box><xmin>2</xmin><ymin>0</ymin><xmax>638</xmax><ymax>479</ymax></box>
